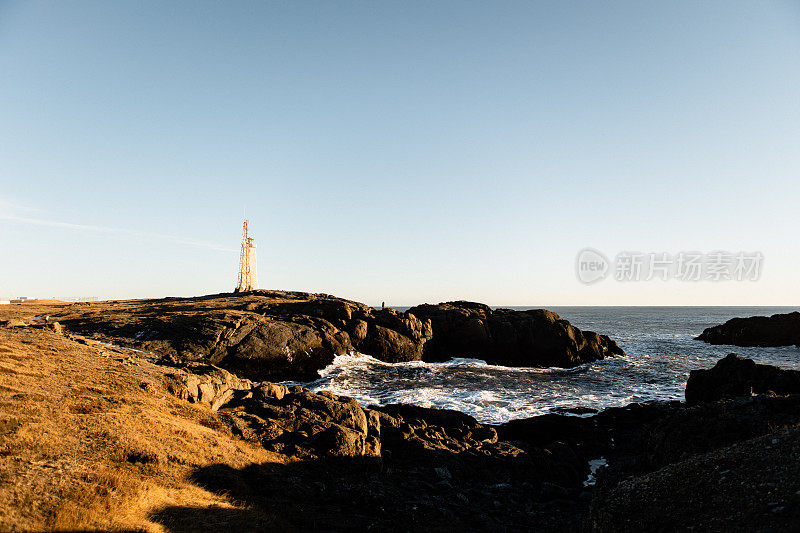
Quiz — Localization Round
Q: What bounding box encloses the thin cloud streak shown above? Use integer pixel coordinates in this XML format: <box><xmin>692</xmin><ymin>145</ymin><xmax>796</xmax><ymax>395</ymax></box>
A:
<box><xmin>0</xmin><ymin>213</ymin><xmax>236</xmax><ymax>253</ymax></box>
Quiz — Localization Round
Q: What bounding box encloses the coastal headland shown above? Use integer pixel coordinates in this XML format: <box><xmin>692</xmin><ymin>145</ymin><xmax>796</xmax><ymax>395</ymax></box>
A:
<box><xmin>0</xmin><ymin>295</ymin><xmax>798</xmax><ymax>531</ymax></box>
<box><xmin>40</xmin><ymin>291</ymin><xmax>624</xmax><ymax>382</ymax></box>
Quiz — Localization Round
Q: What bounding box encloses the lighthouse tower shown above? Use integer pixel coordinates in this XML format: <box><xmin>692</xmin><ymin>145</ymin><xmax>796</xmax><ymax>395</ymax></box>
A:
<box><xmin>235</xmin><ymin>220</ymin><xmax>258</xmax><ymax>292</ymax></box>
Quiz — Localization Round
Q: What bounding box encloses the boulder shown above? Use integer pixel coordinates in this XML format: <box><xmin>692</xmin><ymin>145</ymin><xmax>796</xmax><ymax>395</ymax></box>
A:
<box><xmin>696</xmin><ymin>311</ymin><xmax>800</xmax><ymax>347</ymax></box>
<box><xmin>219</xmin><ymin>386</ymin><xmax>380</xmax><ymax>459</ymax></box>
<box><xmin>164</xmin><ymin>362</ymin><xmax>253</xmax><ymax>407</ymax></box>
<box><xmin>408</xmin><ymin>301</ymin><xmax>624</xmax><ymax>367</ymax></box>
<box><xmin>255</xmin><ymin>382</ymin><xmax>288</xmax><ymax>401</ymax></box>
<box><xmin>685</xmin><ymin>353</ymin><xmax>800</xmax><ymax>405</ymax></box>
<box><xmin>210</xmin><ymin>389</ymin><xmax>235</xmax><ymax>411</ymax></box>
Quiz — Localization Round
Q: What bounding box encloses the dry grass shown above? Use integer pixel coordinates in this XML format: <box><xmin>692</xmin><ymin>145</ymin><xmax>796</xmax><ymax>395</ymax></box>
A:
<box><xmin>0</xmin><ymin>303</ymin><xmax>287</xmax><ymax>532</ymax></box>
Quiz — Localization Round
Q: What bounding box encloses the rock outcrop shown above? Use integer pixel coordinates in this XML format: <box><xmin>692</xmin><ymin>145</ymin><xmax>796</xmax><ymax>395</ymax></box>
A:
<box><xmin>696</xmin><ymin>311</ymin><xmax>800</xmax><ymax>347</ymax></box>
<box><xmin>163</xmin><ymin>362</ymin><xmax>253</xmax><ymax>411</ymax></box>
<box><xmin>1</xmin><ymin>319</ymin><xmax>28</xmax><ymax>328</ymax></box>
<box><xmin>160</xmin><ymin>361</ymin><xmax>603</xmax><ymax>529</ymax></box>
<box><xmin>147</xmin><ymin>348</ymin><xmax>800</xmax><ymax>531</ymax></box>
<box><xmin>588</xmin><ymin>399</ymin><xmax>800</xmax><ymax>532</ymax></box>
<box><xmin>50</xmin><ymin>292</ymin><xmax>623</xmax><ymax>381</ymax></box>
<box><xmin>163</xmin><ymin>361</ymin><xmax>594</xmax><ymax>496</ymax></box>
<box><xmin>685</xmin><ymin>353</ymin><xmax>800</xmax><ymax>405</ymax></box>
<box><xmin>222</xmin><ymin>386</ymin><xmax>382</xmax><ymax>458</ymax></box>
<box><xmin>54</xmin><ymin>291</ymin><xmax>433</xmax><ymax>382</ymax></box>
<box><xmin>2</xmin><ymin>316</ymin><xmax>64</xmax><ymax>335</ymax></box>
<box><xmin>408</xmin><ymin>301</ymin><xmax>624</xmax><ymax>367</ymax></box>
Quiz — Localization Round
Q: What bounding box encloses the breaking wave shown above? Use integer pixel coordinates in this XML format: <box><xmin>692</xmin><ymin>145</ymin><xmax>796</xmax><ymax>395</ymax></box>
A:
<box><xmin>293</xmin><ymin>306</ymin><xmax>800</xmax><ymax>425</ymax></box>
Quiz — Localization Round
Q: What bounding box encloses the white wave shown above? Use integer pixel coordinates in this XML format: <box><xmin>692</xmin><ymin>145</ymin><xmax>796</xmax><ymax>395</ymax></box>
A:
<box><xmin>290</xmin><ymin>353</ymin><xmax>651</xmax><ymax>424</ymax></box>
<box><xmin>316</xmin><ymin>352</ymin><xmax>594</xmax><ymax>376</ymax></box>
<box><xmin>282</xmin><ymin>315</ymin><xmax>800</xmax><ymax>425</ymax></box>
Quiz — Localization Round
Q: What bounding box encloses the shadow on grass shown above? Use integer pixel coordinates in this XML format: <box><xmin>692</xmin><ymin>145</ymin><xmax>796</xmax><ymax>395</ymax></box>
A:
<box><xmin>149</xmin><ymin>445</ymin><xmax>588</xmax><ymax>533</ymax></box>
<box><xmin>149</xmin><ymin>504</ymin><xmax>271</xmax><ymax>532</ymax></box>
<box><xmin>150</xmin><ymin>457</ymin><xmax>421</xmax><ymax>533</ymax></box>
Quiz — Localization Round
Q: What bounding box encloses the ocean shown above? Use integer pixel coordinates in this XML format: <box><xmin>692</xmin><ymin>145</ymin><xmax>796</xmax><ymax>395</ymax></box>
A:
<box><xmin>297</xmin><ymin>307</ymin><xmax>800</xmax><ymax>424</ymax></box>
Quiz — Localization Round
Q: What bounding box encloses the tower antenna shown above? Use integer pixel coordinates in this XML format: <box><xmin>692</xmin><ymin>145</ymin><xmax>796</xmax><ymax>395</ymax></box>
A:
<box><xmin>235</xmin><ymin>219</ymin><xmax>258</xmax><ymax>292</ymax></box>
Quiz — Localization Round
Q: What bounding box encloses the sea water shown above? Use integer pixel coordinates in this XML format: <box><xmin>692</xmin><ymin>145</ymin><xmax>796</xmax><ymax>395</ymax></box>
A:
<box><xmin>297</xmin><ymin>307</ymin><xmax>800</xmax><ymax>424</ymax></box>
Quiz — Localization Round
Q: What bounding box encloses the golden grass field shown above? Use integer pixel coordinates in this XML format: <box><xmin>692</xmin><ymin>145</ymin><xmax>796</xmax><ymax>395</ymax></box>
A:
<box><xmin>0</xmin><ymin>302</ymin><xmax>286</xmax><ymax>532</ymax></box>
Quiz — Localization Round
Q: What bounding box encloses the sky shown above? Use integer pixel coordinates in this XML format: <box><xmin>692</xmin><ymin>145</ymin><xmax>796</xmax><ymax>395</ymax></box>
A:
<box><xmin>1</xmin><ymin>1</ymin><xmax>799</xmax><ymax>306</ymax></box>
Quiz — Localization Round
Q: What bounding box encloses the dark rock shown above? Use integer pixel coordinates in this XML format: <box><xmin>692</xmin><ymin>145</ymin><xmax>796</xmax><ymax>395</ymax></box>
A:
<box><xmin>218</xmin><ymin>385</ymin><xmax>380</xmax><ymax>459</ymax></box>
<box><xmin>585</xmin><ymin>355</ymin><xmax>800</xmax><ymax>532</ymax></box>
<box><xmin>408</xmin><ymin>301</ymin><xmax>624</xmax><ymax>367</ymax></box>
<box><xmin>153</xmin><ymin>351</ymin><xmax>800</xmax><ymax>532</ymax></box>
<box><xmin>685</xmin><ymin>353</ymin><xmax>800</xmax><ymax>405</ymax></box>
<box><xmin>315</xmin><ymin>425</ymin><xmax>366</xmax><ymax>457</ymax></box>
<box><xmin>631</xmin><ymin>394</ymin><xmax>800</xmax><ymax>474</ymax></box>
<box><xmin>375</xmin><ymin>403</ymin><xmax>481</xmax><ymax>430</ymax></box>
<box><xmin>588</xmin><ymin>424</ymin><xmax>800</xmax><ymax>532</ymax></box>
<box><xmin>53</xmin><ymin>291</ymin><xmax>433</xmax><ymax>382</ymax></box>
<box><xmin>497</xmin><ymin>401</ymin><xmax>682</xmax><ymax>463</ymax></box>
<box><xmin>51</xmin><ymin>292</ymin><xmax>626</xmax><ymax>381</ymax></box>
<box><xmin>696</xmin><ymin>311</ymin><xmax>800</xmax><ymax>347</ymax></box>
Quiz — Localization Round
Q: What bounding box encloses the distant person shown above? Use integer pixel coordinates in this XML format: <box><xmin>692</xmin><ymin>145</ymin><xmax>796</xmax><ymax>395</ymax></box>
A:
<box><xmin>382</xmin><ymin>301</ymin><xmax>385</xmax><ymax>310</ymax></box>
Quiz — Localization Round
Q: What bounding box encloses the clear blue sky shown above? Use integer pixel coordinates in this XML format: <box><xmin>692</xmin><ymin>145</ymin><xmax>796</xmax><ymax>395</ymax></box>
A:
<box><xmin>1</xmin><ymin>1</ymin><xmax>799</xmax><ymax>305</ymax></box>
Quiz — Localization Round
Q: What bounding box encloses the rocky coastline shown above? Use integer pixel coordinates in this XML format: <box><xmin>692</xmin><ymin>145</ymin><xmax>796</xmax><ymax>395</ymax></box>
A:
<box><xmin>2</xmin><ymin>298</ymin><xmax>799</xmax><ymax>531</ymax></box>
<box><xmin>696</xmin><ymin>310</ymin><xmax>800</xmax><ymax>347</ymax></box>
<box><xmin>156</xmin><ymin>350</ymin><xmax>800</xmax><ymax>531</ymax></box>
<box><xmin>41</xmin><ymin>291</ymin><xmax>624</xmax><ymax>382</ymax></box>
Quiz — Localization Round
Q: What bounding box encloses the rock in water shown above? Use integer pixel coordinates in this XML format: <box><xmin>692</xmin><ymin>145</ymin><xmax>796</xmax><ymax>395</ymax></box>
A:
<box><xmin>408</xmin><ymin>301</ymin><xmax>624</xmax><ymax>367</ymax></box>
<box><xmin>696</xmin><ymin>311</ymin><xmax>800</xmax><ymax>347</ymax></box>
<box><xmin>685</xmin><ymin>353</ymin><xmax>800</xmax><ymax>405</ymax></box>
